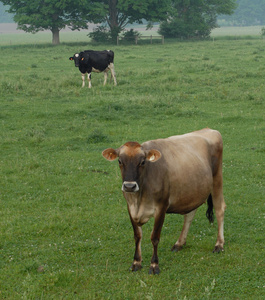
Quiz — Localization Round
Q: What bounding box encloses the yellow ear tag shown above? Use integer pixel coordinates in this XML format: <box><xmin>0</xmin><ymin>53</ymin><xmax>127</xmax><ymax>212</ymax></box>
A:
<box><xmin>81</xmin><ymin>58</ymin><xmax>84</xmax><ymax>61</ymax></box>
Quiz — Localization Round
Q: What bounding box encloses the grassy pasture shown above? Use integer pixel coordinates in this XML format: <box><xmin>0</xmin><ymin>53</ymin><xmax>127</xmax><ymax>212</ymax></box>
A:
<box><xmin>0</xmin><ymin>35</ymin><xmax>264</xmax><ymax>299</ymax></box>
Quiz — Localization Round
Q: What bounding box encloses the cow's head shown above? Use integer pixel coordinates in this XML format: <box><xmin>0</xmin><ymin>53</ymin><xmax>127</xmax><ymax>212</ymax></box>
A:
<box><xmin>102</xmin><ymin>142</ymin><xmax>161</xmax><ymax>193</ymax></box>
<box><xmin>69</xmin><ymin>53</ymin><xmax>80</xmax><ymax>67</ymax></box>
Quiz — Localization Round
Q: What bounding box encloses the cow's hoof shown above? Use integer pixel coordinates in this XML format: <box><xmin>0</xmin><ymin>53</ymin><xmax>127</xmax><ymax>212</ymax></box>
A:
<box><xmin>213</xmin><ymin>245</ymin><xmax>224</xmax><ymax>253</ymax></box>
<box><xmin>131</xmin><ymin>262</ymin><xmax>142</xmax><ymax>272</ymax></box>
<box><xmin>148</xmin><ymin>265</ymin><xmax>160</xmax><ymax>275</ymax></box>
<box><xmin>171</xmin><ymin>244</ymin><xmax>183</xmax><ymax>252</ymax></box>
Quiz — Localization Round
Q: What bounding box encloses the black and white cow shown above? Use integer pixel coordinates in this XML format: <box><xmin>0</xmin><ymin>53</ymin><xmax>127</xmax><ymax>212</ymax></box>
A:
<box><xmin>69</xmin><ymin>50</ymin><xmax>117</xmax><ymax>88</ymax></box>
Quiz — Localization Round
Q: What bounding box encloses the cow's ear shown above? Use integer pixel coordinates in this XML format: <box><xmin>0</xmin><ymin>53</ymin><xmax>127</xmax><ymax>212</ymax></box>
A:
<box><xmin>146</xmin><ymin>149</ymin><xmax>161</xmax><ymax>162</ymax></box>
<box><xmin>102</xmin><ymin>148</ymin><xmax>118</xmax><ymax>161</ymax></box>
<box><xmin>69</xmin><ymin>57</ymin><xmax>73</xmax><ymax>60</ymax></box>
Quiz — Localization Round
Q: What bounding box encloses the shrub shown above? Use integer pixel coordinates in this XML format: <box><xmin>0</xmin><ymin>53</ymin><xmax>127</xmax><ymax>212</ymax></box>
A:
<box><xmin>88</xmin><ymin>26</ymin><xmax>111</xmax><ymax>43</ymax></box>
<box><xmin>121</xmin><ymin>29</ymin><xmax>141</xmax><ymax>42</ymax></box>
<box><xmin>159</xmin><ymin>17</ymin><xmax>211</xmax><ymax>39</ymax></box>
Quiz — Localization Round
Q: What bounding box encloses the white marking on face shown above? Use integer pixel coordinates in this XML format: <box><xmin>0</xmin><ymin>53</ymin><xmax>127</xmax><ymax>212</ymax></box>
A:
<box><xmin>75</xmin><ymin>53</ymin><xmax>79</xmax><ymax>57</ymax></box>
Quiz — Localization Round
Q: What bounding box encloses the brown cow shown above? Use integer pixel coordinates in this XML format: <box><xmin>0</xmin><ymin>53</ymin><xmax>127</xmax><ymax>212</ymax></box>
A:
<box><xmin>102</xmin><ymin>128</ymin><xmax>226</xmax><ymax>274</ymax></box>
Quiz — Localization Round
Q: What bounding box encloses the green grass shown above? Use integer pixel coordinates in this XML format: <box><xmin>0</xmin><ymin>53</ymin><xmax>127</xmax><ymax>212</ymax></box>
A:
<box><xmin>0</xmin><ymin>35</ymin><xmax>264</xmax><ymax>299</ymax></box>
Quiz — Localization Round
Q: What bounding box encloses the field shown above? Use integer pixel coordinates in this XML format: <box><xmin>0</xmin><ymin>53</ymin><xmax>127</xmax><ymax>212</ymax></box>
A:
<box><xmin>0</xmin><ymin>31</ymin><xmax>264</xmax><ymax>299</ymax></box>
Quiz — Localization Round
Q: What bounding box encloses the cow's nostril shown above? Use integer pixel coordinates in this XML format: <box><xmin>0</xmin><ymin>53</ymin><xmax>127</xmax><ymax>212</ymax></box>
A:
<box><xmin>122</xmin><ymin>181</ymin><xmax>139</xmax><ymax>192</ymax></box>
<box><xmin>125</xmin><ymin>183</ymin><xmax>136</xmax><ymax>189</ymax></box>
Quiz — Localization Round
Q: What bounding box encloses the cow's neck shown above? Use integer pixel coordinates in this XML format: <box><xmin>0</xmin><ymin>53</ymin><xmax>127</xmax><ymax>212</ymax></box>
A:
<box><xmin>125</xmin><ymin>191</ymin><xmax>141</xmax><ymax>207</ymax></box>
<box><xmin>125</xmin><ymin>189</ymin><xmax>155</xmax><ymax>226</ymax></box>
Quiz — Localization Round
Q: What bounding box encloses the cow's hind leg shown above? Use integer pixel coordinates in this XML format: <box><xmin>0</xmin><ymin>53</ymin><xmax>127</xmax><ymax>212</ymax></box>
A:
<box><xmin>109</xmin><ymin>63</ymin><xmax>117</xmax><ymax>86</ymax></box>
<box><xmin>171</xmin><ymin>209</ymin><xmax>197</xmax><ymax>252</ymax></box>
<box><xmin>211</xmin><ymin>178</ymin><xmax>226</xmax><ymax>253</ymax></box>
<box><xmin>103</xmin><ymin>71</ymin><xmax>108</xmax><ymax>86</ymax></box>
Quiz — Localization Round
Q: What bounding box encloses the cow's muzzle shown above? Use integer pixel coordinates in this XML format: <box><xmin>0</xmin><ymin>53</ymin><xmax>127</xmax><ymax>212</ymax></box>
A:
<box><xmin>122</xmin><ymin>181</ymin><xmax>139</xmax><ymax>193</ymax></box>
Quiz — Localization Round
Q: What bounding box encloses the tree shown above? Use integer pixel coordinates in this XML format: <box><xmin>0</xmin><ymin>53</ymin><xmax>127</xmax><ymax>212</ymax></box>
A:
<box><xmin>0</xmin><ymin>0</ymin><xmax>92</xmax><ymax>44</ymax></box>
<box><xmin>219</xmin><ymin>0</ymin><xmax>265</xmax><ymax>26</ymax></box>
<box><xmin>158</xmin><ymin>0</ymin><xmax>236</xmax><ymax>39</ymax></box>
<box><xmin>89</xmin><ymin>0</ymin><xmax>171</xmax><ymax>41</ymax></box>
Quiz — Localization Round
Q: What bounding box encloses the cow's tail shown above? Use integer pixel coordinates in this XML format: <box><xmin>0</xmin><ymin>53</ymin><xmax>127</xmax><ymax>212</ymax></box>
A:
<box><xmin>206</xmin><ymin>194</ymin><xmax>214</xmax><ymax>224</ymax></box>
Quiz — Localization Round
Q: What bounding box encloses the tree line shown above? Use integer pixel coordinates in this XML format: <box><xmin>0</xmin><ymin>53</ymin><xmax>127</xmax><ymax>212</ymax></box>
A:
<box><xmin>219</xmin><ymin>0</ymin><xmax>265</xmax><ymax>26</ymax></box>
<box><xmin>0</xmin><ymin>0</ymin><xmax>238</xmax><ymax>44</ymax></box>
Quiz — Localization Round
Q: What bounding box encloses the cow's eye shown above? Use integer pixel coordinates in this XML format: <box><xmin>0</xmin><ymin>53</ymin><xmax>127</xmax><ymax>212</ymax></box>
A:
<box><xmin>139</xmin><ymin>159</ymin><xmax>145</xmax><ymax>167</ymax></box>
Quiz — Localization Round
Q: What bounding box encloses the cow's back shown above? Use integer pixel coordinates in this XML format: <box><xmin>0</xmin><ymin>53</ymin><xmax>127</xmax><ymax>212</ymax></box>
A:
<box><xmin>141</xmin><ymin>128</ymin><xmax>222</xmax><ymax>214</ymax></box>
<box><xmin>84</xmin><ymin>50</ymin><xmax>114</xmax><ymax>64</ymax></box>
<box><xmin>144</xmin><ymin>128</ymin><xmax>222</xmax><ymax>165</ymax></box>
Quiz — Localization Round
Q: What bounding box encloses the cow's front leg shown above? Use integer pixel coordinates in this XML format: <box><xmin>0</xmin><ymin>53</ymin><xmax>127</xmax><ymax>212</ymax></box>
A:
<box><xmin>149</xmin><ymin>208</ymin><xmax>166</xmax><ymax>275</ymax></box>
<box><xmin>81</xmin><ymin>73</ymin><xmax>86</xmax><ymax>87</ymax></box>
<box><xmin>130</xmin><ymin>217</ymin><xmax>142</xmax><ymax>271</ymax></box>
<box><xmin>87</xmin><ymin>73</ymin><xmax>92</xmax><ymax>88</ymax></box>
